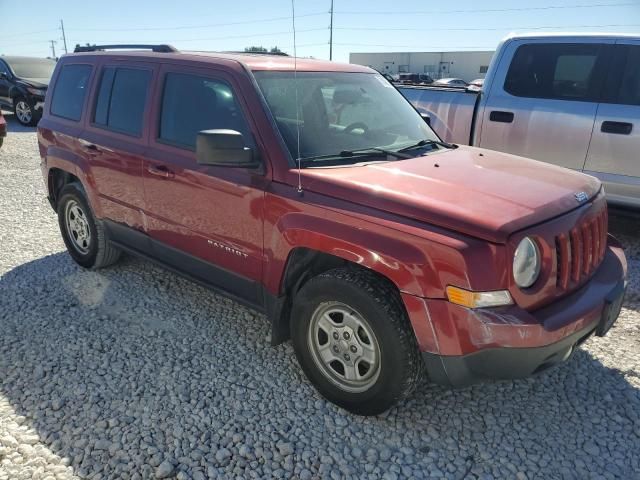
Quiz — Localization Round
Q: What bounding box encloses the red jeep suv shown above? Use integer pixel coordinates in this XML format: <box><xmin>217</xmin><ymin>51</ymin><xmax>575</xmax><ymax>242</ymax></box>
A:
<box><xmin>38</xmin><ymin>45</ymin><xmax>627</xmax><ymax>415</ymax></box>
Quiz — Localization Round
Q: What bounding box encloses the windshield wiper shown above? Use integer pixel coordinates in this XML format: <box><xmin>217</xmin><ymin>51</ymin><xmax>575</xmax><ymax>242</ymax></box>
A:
<box><xmin>299</xmin><ymin>147</ymin><xmax>409</xmax><ymax>167</ymax></box>
<box><xmin>397</xmin><ymin>139</ymin><xmax>458</xmax><ymax>152</ymax></box>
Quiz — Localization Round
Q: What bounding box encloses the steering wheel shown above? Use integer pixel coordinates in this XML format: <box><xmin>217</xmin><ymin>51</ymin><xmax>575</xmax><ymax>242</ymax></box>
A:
<box><xmin>343</xmin><ymin>122</ymin><xmax>369</xmax><ymax>135</ymax></box>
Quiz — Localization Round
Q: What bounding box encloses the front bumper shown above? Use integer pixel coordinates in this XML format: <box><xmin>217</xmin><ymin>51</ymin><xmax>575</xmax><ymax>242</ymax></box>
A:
<box><xmin>414</xmin><ymin>241</ymin><xmax>627</xmax><ymax>387</ymax></box>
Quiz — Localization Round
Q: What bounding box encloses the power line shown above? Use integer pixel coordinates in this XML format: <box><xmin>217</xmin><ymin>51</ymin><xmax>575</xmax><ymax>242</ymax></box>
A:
<box><xmin>68</xmin><ymin>12</ymin><xmax>327</xmax><ymax>32</ymax></box>
<box><xmin>0</xmin><ymin>29</ymin><xmax>57</xmax><ymax>40</ymax></box>
<box><xmin>65</xmin><ymin>27</ymin><xmax>327</xmax><ymax>46</ymax></box>
<box><xmin>334</xmin><ymin>43</ymin><xmax>495</xmax><ymax>49</ymax></box>
<box><xmin>335</xmin><ymin>1</ymin><xmax>637</xmax><ymax>15</ymax></box>
<box><xmin>336</xmin><ymin>23</ymin><xmax>640</xmax><ymax>32</ymax></box>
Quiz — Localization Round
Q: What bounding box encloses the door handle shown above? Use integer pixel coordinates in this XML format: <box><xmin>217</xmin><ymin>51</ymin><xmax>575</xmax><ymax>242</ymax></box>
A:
<box><xmin>147</xmin><ymin>164</ymin><xmax>175</xmax><ymax>179</ymax></box>
<box><xmin>601</xmin><ymin>121</ymin><xmax>632</xmax><ymax>135</ymax></box>
<box><xmin>78</xmin><ymin>138</ymin><xmax>100</xmax><ymax>152</ymax></box>
<box><xmin>489</xmin><ymin>111</ymin><xmax>514</xmax><ymax>123</ymax></box>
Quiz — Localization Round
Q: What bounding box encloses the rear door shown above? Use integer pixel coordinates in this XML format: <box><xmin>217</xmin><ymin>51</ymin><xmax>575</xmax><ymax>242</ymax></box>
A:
<box><xmin>478</xmin><ymin>39</ymin><xmax>612</xmax><ymax>170</ymax></box>
<box><xmin>584</xmin><ymin>40</ymin><xmax>640</xmax><ymax>207</ymax></box>
<box><xmin>81</xmin><ymin>60</ymin><xmax>156</xmax><ymax>231</ymax></box>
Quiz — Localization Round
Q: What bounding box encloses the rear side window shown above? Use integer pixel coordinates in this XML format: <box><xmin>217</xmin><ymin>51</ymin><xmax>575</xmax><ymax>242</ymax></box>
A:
<box><xmin>159</xmin><ymin>73</ymin><xmax>250</xmax><ymax>149</ymax></box>
<box><xmin>504</xmin><ymin>43</ymin><xmax>604</xmax><ymax>101</ymax></box>
<box><xmin>93</xmin><ymin>67</ymin><xmax>151</xmax><ymax>136</ymax></box>
<box><xmin>603</xmin><ymin>45</ymin><xmax>640</xmax><ymax>106</ymax></box>
<box><xmin>50</xmin><ymin>64</ymin><xmax>92</xmax><ymax>121</ymax></box>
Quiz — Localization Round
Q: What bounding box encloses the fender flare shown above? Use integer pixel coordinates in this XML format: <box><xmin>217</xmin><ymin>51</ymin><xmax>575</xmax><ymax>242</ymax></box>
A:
<box><xmin>45</xmin><ymin>145</ymin><xmax>102</xmax><ymax>217</ymax></box>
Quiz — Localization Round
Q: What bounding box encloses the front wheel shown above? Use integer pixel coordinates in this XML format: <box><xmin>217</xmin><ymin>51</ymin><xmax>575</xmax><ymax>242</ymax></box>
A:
<box><xmin>291</xmin><ymin>267</ymin><xmax>422</xmax><ymax>415</ymax></box>
<box><xmin>14</xmin><ymin>97</ymin><xmax>38</xmax><ymax>126</ymax></box>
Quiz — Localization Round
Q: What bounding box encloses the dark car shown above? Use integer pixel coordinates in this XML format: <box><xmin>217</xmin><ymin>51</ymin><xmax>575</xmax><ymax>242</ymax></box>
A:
<box><xmin>397</xmin><ymin>73</ymin><xmax>433</xmax><ymax>84</ymax></box>
<box><xmin>38</xmin><ymin>45</ymin><xmax>626</xmax><ymax>415</ymax></box>
<box><xmin>0</xmin><ymin>56</ymin><xmax>56</xmax><ymax>126</ymax></box>
<box><xmin>0</xmin><ymin>110</ymin><xmax>6</xmax><ymax>148</ymax></box>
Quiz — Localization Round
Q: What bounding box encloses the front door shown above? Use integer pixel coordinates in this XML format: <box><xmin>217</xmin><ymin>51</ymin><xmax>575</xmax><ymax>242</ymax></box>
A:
<box><xmin>142</xmin><ymin>65</ymin><xmax>267</xmax><ymax>305</ymax></box>
<box><xmin>478</xmin><ymin>40</ymin><xmax>612</xmax><ymax>171</ymax></box>
<box><xmin>0</xmin><ymin>60</ymin><xmax>13</xmax><ymax>108</ymax></box>
<box><xmin>584</xmin><ymin>41</ymin><xmax>640</xmax><ymax>206</ymax></box>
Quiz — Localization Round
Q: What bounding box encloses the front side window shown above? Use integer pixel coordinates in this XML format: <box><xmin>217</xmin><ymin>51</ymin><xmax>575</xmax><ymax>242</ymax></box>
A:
<box><xmin>93</xmin><ymin>67</ymin><xmax>150</xmax><ymax>136</ymax></box>
<box><xmin>159</xmin><ymin>73</ymin><xmax>250</xmax><ymax>149</ymax></box>
<box><xmin>505</xmin><ymin>43</ymin><xmax>603</xmax><ymax>101</ymax></box>
<box><xmin>254</xmin><ymin>71</ymin><xmax>438</xmax><ymax>162</ymax></box>
<box><xmin>50</xmin><ymin>64</ymin><xmax>92</xmax><ymax>121</ymax></box>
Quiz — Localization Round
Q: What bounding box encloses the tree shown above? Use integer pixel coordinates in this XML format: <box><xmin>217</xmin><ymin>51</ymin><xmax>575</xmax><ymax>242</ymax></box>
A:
<box><xmin>244</xmin><ymin>46</ymin><xmax>267</xmax><ymax>53</ymax></box>
<box><xmin>270</xmin><ymin>46</ymin><xmax>282</xmax><ymax>53</ymax></box>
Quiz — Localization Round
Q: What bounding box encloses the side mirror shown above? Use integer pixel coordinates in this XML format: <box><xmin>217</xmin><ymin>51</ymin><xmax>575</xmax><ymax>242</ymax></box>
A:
<box><xmin>0</xmin><ymin>72</ymin><xmax>7</xmax><ymax>80</ymax></box>
<box><xmin>420</xmin><ymin>113</ymin><xmax>431</xmax><ymax>126</ymax></box>
<box><xmin>196</xmin><ymin>129</ymin><xmax>258</xmax><ymax>168</ymax></box>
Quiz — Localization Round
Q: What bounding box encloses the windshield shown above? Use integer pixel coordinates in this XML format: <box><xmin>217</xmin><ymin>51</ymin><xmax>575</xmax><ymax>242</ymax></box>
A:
<box><xmin>253</xmin><ymin>71</ymin><xmax>439</xmax><ymax>163</ymax></box>
<box><xmin>9</xmin><ymin>58</ymin><xmax>56</xmax><ymax>79</ymax></box>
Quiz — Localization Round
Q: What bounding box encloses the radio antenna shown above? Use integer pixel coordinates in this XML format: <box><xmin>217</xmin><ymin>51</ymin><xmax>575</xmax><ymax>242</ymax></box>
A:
<box><xmin>291</xmin><ymin>0</ymin><xmax>303</xmax><ymax>194</ymax></box>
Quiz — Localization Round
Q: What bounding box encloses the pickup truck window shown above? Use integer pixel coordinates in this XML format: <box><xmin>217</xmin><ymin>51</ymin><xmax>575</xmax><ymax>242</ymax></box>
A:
<box><xmin>159</xmin><ymin>73</ymin><xmax>250</xmax><ymax>150</ymax></box>
<box><xmin>50</xmin><ymin>64</ymin><xmax>92</xmax><ymax>122</ymax></box>
<box><xmin>253</xmin><ymin>71</ymin><xmax>437</xmax><ymax>162</ymax></box>
<box><xmin>93</xmin><ymin>67</ymin><xmax>151</xmax><ymax>137</ymax></box>
<box><xmin>504</xmin><ymin>43</ymin><xmax>604</xmax><ymax>102</ymax></box>
<box><xmin>603</xmin><ymin>45</ymin><xmax>640</xmax><ymax>106</ymax></box>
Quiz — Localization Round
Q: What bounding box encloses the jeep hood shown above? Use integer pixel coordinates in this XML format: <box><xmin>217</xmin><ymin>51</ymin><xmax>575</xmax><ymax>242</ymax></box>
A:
<box><xmin>300</xmin><ymin>146</ymin><xmax>601</xmax><ymax>243</ymax></box>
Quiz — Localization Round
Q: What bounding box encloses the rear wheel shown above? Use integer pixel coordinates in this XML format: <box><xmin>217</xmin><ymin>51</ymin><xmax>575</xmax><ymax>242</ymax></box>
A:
<box><xmin>291</xmin><ymin>267</ymin><xmax>422</xmax><ymax>415</ymax></box>
<box><xmin>14</xmin><ymin>97</ymin><xmax>37</xmax><ymax>126</ymax></box>
<box><xmin>57</xmin><ymin>183</ymin><xmax>121</xmax><ymax>269</ymax></box>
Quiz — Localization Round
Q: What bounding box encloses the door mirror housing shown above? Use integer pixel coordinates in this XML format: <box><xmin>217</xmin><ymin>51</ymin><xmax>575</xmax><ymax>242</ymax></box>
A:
<box><xmin>196</xmin><ymin>129</ymin><xmax>258</xmax><ymax>168</ymax></box>
<box><xmin>420</xmin><ymin>113</ymin><xmax>431</xmax><ymax>126</ymax></box>
<box><xmin>0</xmin><ymin>72</ymin><xmax>8</xmax><ymax>80</ymax></box>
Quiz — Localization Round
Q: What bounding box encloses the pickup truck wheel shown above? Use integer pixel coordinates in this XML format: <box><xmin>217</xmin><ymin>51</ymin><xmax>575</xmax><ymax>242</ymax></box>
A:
<box><xmin>57</xmin><ymin>183</ymin><xmax>121</xmax><ymax>269</ymax></box>
<box><xmin>14</xmin><ymin>98</ymin><xmax>36</xmax><ymax>126</ymax></box>
<box><xmin>291</xmin><ymin>267</ymin><xmax>422</xmax><ymax>415</ymax></box>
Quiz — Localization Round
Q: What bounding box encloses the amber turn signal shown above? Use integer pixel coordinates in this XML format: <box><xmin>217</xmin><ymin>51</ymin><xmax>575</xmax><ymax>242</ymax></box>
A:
<box><xmin>446</xmin><ymin>286</ymin><xmax>513</xmax><ymax>309</ymax></box>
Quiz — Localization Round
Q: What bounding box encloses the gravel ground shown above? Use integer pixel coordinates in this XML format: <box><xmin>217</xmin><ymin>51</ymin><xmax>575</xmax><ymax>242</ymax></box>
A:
<box><xmin>0</xmin><ymin>112</ymin><xmax>638</xmax><ymax>480</ymax></box>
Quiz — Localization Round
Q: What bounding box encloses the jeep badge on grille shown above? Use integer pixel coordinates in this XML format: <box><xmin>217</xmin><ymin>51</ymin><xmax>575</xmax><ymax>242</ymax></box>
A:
<box><xmin>575</xmin><ymin>192</ymin><xmax>589</xmax><ymax>203</ymax></box>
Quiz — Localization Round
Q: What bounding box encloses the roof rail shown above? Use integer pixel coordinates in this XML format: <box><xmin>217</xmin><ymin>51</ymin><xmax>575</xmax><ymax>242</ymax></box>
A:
<box><xmin>73</xmin><ymin>44</ymin><xmax>178</xmax><ymax>53</ymax></box>
<box><xmin>222</xmin><ymin>50</ymin><xmax>289</xmax><ymax>57</ymax></box>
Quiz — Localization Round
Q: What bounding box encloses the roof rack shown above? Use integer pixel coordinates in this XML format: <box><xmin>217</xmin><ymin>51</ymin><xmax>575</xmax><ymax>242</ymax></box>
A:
<box><xmin>73</xmin><ymin>44</ymin><xmax>177</xmax><ymax>53</ymax></box>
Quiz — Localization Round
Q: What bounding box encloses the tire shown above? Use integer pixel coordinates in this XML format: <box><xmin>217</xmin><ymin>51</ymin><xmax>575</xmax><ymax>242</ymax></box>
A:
<box><xmin>57</xmin><ymin>183</ymin><xmax>121</xmax><ymax>269</ymax></box>
<box><xmin>291</xmin><ymin>267</ymin><xmax>422</xmax><ymax>415</ymax></box>
<box><xmin>14</xmin><ymin>97</ymin><xmax>38</xmax><ymax>126</ymax></box>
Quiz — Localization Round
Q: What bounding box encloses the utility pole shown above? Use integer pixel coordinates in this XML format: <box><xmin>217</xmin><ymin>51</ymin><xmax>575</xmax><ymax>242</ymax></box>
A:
<box><xmin>49</xmin><ymin>40</ymin><xmax>57</xmax><ymax>59</ymax></box>
<box><xmin>60</xmin><ymin>19</ymin><xmax>68</xmax><ymax>54</ymax></box>
<box><xmin>329</xmin><ymin>0</ymin><xmax>334</xmax><ymax>60</ymax></box>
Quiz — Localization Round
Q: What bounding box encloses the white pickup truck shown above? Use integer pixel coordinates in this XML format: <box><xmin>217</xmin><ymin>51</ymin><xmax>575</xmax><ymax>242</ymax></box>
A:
<box><xmin>399</xmin><ymin>33</ymin><xmax>640</xmax><ymax>209</ymax></box>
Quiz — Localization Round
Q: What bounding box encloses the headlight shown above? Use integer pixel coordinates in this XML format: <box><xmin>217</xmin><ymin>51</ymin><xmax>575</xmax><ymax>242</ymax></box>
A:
<box><xmin>27</xmin><ymin>87</ymin><xmax>46</xmax><ymax>97</ymax></box>
<box><xmin>513</xmin><ymin>237</ymin><xmax>540</xmax><ymax>288</ymax></box>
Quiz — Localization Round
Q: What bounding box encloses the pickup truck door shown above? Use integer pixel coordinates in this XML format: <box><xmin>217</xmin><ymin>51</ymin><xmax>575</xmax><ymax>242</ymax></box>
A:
<box><xmin>583</xmin><ymin>41</ymin><xmax>640</xmax><ymax>207</ymax></box>
<box><xmin>141</xmin><ymin>66</ymin><xmax>267</xmax><ymax>306</ymax></box>
<box><xmin>477</xmin><ymin>40</ymin><xmax>612</xmax><ymax>171</ymax></box>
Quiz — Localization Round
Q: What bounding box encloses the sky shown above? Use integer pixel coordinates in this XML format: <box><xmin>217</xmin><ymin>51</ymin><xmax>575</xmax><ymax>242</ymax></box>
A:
<box><xmin>1</xmin><ymin>0</ymin><xmax>639</xmax><ymax>62</ymax></box>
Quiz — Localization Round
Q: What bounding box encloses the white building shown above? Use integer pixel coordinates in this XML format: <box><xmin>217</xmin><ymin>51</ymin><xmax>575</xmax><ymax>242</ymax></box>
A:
<box><xmin>349</xmin><ymin>50</ymin><xmax>495</xmax><ymax>81</ymax></box>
